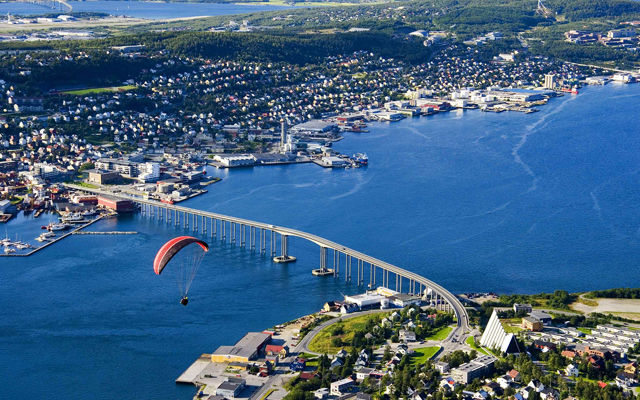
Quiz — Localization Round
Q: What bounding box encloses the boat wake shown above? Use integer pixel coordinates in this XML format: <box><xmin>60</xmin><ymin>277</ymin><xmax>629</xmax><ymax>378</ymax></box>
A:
<box><xmin>513</xmin><ymin>94</ymin><xmax>578</xmax><ymax>194</ymax></box>
<box><xmin>406</xmin><ymin>126</ymin><xmax>432</xmax><ymax>141</ymax></box>
<box><xmin>589</xmin><ymin>168</ymin><xmax>640</xmax><ymax>242</ymax></box>
<box><xmin>458</xmin><ymin>201</ymin><xmax>513</xmax><ymax>220</ymax></box>
<box><xmin>329</xmin><ymin>174</ymin><xmax>373</xmax><ymax>200</ymax></box>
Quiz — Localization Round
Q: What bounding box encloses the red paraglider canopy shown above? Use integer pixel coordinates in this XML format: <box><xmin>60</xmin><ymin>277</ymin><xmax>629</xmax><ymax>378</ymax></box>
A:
<box><xmin>153</xmin><ymin>236</ymin><xmax>209</xmax><ymax>275</ymax></box>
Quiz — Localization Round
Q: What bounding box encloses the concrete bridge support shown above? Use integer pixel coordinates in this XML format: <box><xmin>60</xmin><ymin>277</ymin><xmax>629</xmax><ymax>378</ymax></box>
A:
<box><xmin>273</xmin><ymin>234</ymin><xmax>296</xmax><ymax>263</ymax></box>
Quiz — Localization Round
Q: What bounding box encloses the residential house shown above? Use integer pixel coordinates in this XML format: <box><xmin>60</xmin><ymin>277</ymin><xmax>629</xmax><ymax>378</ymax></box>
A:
<box><xmin>508</xmin><ymin>369</ymin><xmax>521</xmax><ymax>382</ymax></box>
<box><xmin>565</xmin><ymin>364</ymin><xmax>579</xmax><ymax>377</ymax></box>
<box><xmin>435</xmin><ymin>361</ymin><xmax>450</xmax><ymax>374</ymax></box>
<box><xmin>265</xmin><ymin>344</ymin><xmax>288</xmax><ymax>358</ymax></box>
<box><xmin>527</xmin><ymin>379</ymin><xmax>545</xmax><ymax>393</ymax></box>
<box><xmin>616</xmin><ymin>371</ymin><xmax>638</xmax><ymax>388</ymax></box>
<box><xmin>330</xmin><ymin>357</ymin><xmax>344</xmax><ymax>370</ymax></box>
<box><xmin>514</xmin><ymin>303</ymin><xmax>533</xmax><ymax>313</ymax></box>
<box><xmin>497</xmin><ymin>375</ymin><xmax>512</xmax><ymax>389</ymax></box>
<box><xmin>356</xmin><ymin>367</ymin><xmax>374</xmax><ymax>381</ymax></box>
<box><xmin>624</xmin><ymin>362</ymin><xmax>638</xmax><ymax>375</ymax></box>
<box><xmin>540</xmin><ymin>388</ymin><xmax>559</xmax><ymax>400</ymax></box>
<box><xmin>439</xmin><ymin>377</ymin><xmax>458</xmax><ymax>392</ymax></box>
<box><xmin>323</xmin><ymin>301</ymin><xmax>342</xmax><ymax>312</ymax></box>
<box><xmin>400</xmin><ymin>330</ymin><xmax>417</xmax><ymax>342</ymax></box>
<box><xmin>330</xmin><ymin>378</ymin><xmax>356</xmax><ymax>396</ymax></box>
<box><xmin>314</xmin><ymin>388</ymin><xmax>329</xmax><ymax>399</ymax></box>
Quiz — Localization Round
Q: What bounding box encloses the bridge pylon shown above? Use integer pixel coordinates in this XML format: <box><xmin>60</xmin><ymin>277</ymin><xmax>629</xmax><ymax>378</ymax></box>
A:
<box><xmin>272</xmin><ymin>234</ymin><xmax>296</xmax><ymax>263</ymax></box>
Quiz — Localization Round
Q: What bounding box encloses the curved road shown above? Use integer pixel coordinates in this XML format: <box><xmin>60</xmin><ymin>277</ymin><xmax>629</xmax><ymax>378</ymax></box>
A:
<box><xmin>66</xmin><ymin>184</ymin><xmax>469</xmax><ymax>330</ymax></box>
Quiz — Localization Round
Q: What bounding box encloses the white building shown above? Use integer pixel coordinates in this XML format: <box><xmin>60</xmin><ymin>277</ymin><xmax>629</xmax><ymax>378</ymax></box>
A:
<box><xmin>565</xmin><ymin>364</ymin><xmax>579</xmax><ymax>377</ymax></box>
<box><xmin>344</xmin><ymin>292</ymin><xmax>386</xmax><ymax>308</ymax></box>
<box><xmin>480</xmin><ymin>310</ymin><xmax>520</xmax><ymax>353</ymax></box>
<box><xmin>213</xmin><ymin>154</ymin><xmax>256</xmax><ymax>167</ymax></box>
<box><xmin>137</xmin><ymin>162</ymin><xmax>160</xmax><ymax>182</ymax></box>
<box><xmin>330</xmin><ymin>378</ymin><xmax>355</xmax><ymax>396</ymax></box>
<box><xmin>612</xmin><ymin>73</ymin><xmax>634</xmax><ymax>83</ymax></box>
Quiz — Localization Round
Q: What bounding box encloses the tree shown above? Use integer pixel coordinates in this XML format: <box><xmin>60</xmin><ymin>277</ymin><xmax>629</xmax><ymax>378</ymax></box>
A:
<box><xmin>78</xmin><ymin>162</ymin><xmax>94</xmax><ymax>172</ymax></box>
<box><xmin>283</xmin><ymin>388</ymin><xmax>314</xmax><ymax>400</ymax></box>
<box><xmin>382</xmin><ymin>346</ymin><xmax>393</xmax><ymax>362</ymax></box>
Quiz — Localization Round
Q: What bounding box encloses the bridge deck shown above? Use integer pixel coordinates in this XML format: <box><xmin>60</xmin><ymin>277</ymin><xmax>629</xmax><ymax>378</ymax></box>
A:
<box><xmin>65</xmin><ymin>184</ymin><xmax>469</xmax><ymax>328</ymax></box>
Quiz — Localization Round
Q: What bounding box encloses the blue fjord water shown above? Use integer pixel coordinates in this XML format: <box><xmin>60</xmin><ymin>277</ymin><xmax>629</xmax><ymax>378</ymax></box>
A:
<box><xmin>1</xmin><ymin>84</ymin><xmax>640</xmax><ymax>399</ymax></box>
<box><xmin>0</xmin><ymin>1</ymin><xmax>290</xmax><ymax>19</ymax></box>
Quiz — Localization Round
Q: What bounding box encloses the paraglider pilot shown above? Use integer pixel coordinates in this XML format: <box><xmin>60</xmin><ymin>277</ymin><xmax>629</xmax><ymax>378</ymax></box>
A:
<box><xmin>153</xmin><ymin>236</ymin><xmax>209</xmax><ymax>307</ymax></box>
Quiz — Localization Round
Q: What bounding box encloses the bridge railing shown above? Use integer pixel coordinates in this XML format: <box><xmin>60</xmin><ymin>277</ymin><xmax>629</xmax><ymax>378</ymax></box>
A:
<box><xmin>64</xmin><ymin>184</ymin><xmax>469</xmax><ymax>327</ymax></box>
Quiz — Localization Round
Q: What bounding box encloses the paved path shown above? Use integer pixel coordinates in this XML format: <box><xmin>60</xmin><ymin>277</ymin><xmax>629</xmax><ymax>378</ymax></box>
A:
<box><xmin>295</xmin><ymin>307</ymin><xmax>474</xmax><ymax>359</ymax></box>
<box><xmin>294</xmin><ymin>309</ymin><xmax>391</xmax><ymax>355</ymax></box>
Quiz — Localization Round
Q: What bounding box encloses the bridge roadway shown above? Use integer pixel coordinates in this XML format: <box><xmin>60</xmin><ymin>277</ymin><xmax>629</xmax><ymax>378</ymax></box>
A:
<box><xmin>15</xmin><ymin>0</ymin><xmax>72</xmax><ymax>12</ymax></box>
<box><xmin>67</xmin><ymin>184</ymin><xmax>469</xmax><ymax>330</ymax></box>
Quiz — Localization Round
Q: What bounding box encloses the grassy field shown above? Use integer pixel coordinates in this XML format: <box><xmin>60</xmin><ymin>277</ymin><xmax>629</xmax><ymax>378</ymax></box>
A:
<box><xmin>577</xmin><ymin>327</ymin><xmax>592</xmax><ymax>335</ymax></box>
<box><xmin>501</xmin><ymin>318</ymin><xmax>524</xmax><ymax>334</ymax></box>
<box><xmin>298</xmin><ymin>352</ymin><xmax>319</xmax><ymax>366</ymax></box>
<box><xmin>465</xmin><ymin>336</ymin><xmax>489</xmax><ymax>355</ymax></box>
<box><xmin>610</xmin><ymin>312</ymin><xmax>640</xmax><ymax>321</ymax></box>
<box><xmin>410</xmin><ymin>346</ymin><xmax>440</xmax><ymax>365</ymax></box>
<box><xmin>75</xmin><ymin>182</ymin><xmax>99</xmax><ymax>189</ymax></box>
<box><xmin>308</xmin><ymin>313</ymin><xmax>388</xmax><ymax>354</ymax></box>
<box><xmin>62</xmin><ymin>85</ymin><xmax>137</xmax><ymax>95</ymax></box>
<box><xmin>425</xmin><ymin>326</ymin><xmax>453</xmax><ymax>341</ymax></box>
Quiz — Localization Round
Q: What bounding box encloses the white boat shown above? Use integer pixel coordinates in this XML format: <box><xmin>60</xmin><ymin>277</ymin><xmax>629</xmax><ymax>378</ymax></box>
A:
<box><xmin>4</xmin><ymin>246</ymin><xmax>15</xmax><ymax>254</ymax></box>
<box><xmin>62</xmin><ymin>213</ymin><xmax>83</xmax><ymax>222</ymax></box>
<box><xmin>81</xmin><ymin>209</ymin><xmax>97</xmax><ymax>217</ymax></box>
<box><xmin>48</xmin><ymin>223</ymin><xmax>69</xmax><ymax>232</ymax></box>
<box><xmin>36</xmin><ymin>231</ymin><xmax>55</xmax><ymax>242</ymax></box>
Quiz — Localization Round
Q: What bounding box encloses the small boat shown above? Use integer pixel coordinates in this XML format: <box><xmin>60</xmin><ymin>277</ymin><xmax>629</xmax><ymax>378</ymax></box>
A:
<box><xmin>81</xmin><ymin>209</ymin><xmax>97</xmax><ymax>217</ymax></box>
<box><xmin>352</xmin><ymin>153</ymin><xmax>369</xmax><ymax>166</ymax></box>
<box><xmin>36</xmin><ymin>231</ymin><xmax>55</xmax><ymax>242</ymax></box>
<box><xmin>62</xmin><ymin>213</ymin><xmax>83</xmax><ymax>222</ymax></box>
<box><xmin>47</xmin><ymin>223</ymin><xmax>69</xmax><ymax>232</ymax></box>
<box><xmin>4</xmin><ymin>246</ymin><xmax>15</xmax><ymax>254</ymax></box>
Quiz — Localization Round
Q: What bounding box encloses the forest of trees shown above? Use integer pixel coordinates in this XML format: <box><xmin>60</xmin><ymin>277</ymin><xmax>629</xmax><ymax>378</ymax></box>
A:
<box><xmin>587</xmin><ymin>287</ymin><xmax>640</xmax><ymax>299</ymax></box>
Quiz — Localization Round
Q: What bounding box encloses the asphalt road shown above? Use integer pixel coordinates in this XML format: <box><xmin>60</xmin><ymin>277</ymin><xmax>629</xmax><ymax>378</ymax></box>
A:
<box><xmin>295</xmin><ymin>307</ymin><xmax>474</xmax><ymax>360</ymax></box>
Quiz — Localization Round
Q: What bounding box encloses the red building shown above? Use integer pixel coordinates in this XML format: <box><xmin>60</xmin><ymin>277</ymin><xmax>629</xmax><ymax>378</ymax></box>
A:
<box><xmin>97</xmin><ymin>196</ymin><xmax>135</xmax><ymax>213</ymax></box>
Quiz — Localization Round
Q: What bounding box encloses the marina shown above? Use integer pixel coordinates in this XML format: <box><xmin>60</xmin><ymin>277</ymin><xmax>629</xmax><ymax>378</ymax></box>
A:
<box><xmin>0</xmin><ymin>214</ymin><xmax>105</xmax><ymax>257</ymax></box>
